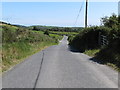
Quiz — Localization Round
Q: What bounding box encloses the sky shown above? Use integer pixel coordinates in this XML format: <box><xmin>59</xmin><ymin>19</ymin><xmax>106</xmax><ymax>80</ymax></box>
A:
<box><xmin>118</xmin><ymin>1</ymin><xmax>120</xmax><ymax>15</ymax></box>
<box><xmin>1</xmin><ymin>2</ymin><xmax>119</xmax><ymax>27</ymax></box>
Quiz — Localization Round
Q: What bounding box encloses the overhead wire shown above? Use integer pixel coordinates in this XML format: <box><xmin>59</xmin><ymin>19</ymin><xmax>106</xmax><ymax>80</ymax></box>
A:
<box><xmin>74</xmin><ymin>1</ymin><xmax>84</xmax><ymax>27</ymax></box>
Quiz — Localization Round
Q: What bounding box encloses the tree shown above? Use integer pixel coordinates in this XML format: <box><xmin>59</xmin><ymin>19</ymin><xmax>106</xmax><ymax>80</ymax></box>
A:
<box><xmin>44</xmin><ymin>30</ymin><xmax>49</xmax><ymax>35</ymax></box>
<box><xmin>33</xmin><ymin>26</ymin><xmax>40</xmax><ymax>31</ymax></box>
<box><xmin>101</xmin><ymin>14</ymin><xmax>118</xmax><ymax>28</ymax></box>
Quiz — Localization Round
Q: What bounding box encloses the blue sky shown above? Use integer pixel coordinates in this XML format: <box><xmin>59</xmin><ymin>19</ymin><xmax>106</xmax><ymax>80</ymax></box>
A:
<box><xmin>1</xmin><ymin>2</ymin><xmax>118</xmax><ymax>27</ymax></box>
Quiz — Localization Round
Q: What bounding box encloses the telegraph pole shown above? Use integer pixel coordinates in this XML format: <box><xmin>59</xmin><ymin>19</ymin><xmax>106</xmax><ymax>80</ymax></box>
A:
<box><xmin>85</xmin><ymin>0</ymin><xmax>88</xmax><ymax>28</ymax></box>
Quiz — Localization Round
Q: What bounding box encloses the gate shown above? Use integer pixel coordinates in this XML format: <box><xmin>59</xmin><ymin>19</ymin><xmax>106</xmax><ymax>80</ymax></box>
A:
<box><xmin>98</xmin><ymin>32</ymin><xmax>109</xmax><ymax>46</ymax></box>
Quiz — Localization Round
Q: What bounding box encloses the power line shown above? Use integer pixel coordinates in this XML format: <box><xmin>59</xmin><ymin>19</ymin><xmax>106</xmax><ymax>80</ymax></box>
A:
<box><xmin>74</xmin><ymin>1</ymin><xmax>84</xmax><ymax>27</ymax></box>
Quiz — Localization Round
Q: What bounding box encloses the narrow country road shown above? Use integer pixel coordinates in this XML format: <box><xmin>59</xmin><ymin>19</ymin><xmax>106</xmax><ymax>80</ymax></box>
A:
<box><xmin>2</xmin><ymin>36</ymin><xmax>118</xmax><ymax>88</ymax></box>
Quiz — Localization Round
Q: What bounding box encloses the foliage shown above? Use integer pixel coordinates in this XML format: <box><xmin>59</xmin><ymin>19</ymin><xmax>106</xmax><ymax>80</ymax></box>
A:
<box><xmin>84</xmin><ymin>49</ymin><xmax>100</xmax><ymax>57</ymax></box>
<box><xmin>68</xmin><ymin>35</ymin><xmax>75</xmax><ymax>43</ymax></box>
<box><xmin>69</xmin><ymin>26</ymin><xmax>111</xmax><ymax>52</ymax></box>
<box><xmin>49</xmin><ymin>34</ymin><xmax>63</xmax><ymax>41</ymax></box>
<box><xmin>101</xmin><ymin>14</ymin><xmax>119</xmax><ymax>28</ymax></box>
<box><xmin>2</xmin><ymin>42</ymin><xmax>56</xmax><ymax>72</ymax></box>
<box><xmin>96</xmin><ymin>15</ymin><xmax>120</xmax><ymax>69</ymax></box>
<box><xmin>68</xmin><ymin>14</ymin><xmax>120</xmax><ymax>70</ymax></box>
<box><xmin>2</xmin><ymin>22</ymin><xmax>61</xmax><ymax>72</ymax></box>
<box><xmin>50</xmin><ymin>31</ymin><xmax>78</xmax><ymax>36</ymax></box>
<box><xmin>30</xmin><ymin>25</ymin><xmax>83</xmax><ymax>32</ymax></box>
<box><xmin>44</xmin><ymin>30</ymin><xmax>49</xmax><ymax>35</ymax></box>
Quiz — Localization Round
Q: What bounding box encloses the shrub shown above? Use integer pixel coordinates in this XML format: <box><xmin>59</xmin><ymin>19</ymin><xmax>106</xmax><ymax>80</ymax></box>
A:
<box><xmin>69</xmin><ymin>26</ymin><xmax>111</xmax><ymax>51</ymax></box>
<box><xmin>44</xmin><ymin>30</ymin><xmax>49</xmax><ymax>36</ymax></box>
<box><xmin>68</xmin><ymin>14</ymin><xmax>120</xmax><ymax>70</ymax></box>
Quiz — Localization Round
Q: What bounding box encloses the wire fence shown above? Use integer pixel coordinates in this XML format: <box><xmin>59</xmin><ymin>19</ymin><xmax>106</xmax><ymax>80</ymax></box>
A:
<box><xmin>98</xmin><ymin>32</ymin><xmax>109</xmax><ymax>46</ymax></box>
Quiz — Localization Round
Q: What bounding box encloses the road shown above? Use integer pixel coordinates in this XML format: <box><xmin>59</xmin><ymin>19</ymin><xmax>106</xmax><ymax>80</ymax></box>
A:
<box><xmin>2</xmin><ymin>36</ymin><xmax>118</xmax><ymax>88</ymax></box>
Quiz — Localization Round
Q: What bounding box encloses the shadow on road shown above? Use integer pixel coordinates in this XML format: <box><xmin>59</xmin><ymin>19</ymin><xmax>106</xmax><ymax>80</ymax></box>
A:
<box><xmin>89</xmin><ymin>57</ymin><xmax>104</xmax><ymax>64</ymax></box>
<box><xmin>68</xmin><ymin>45</ymin><xmax>81</xmax><ymax>53</ymax></box>
<box><xmin>68</xmin><ymin>45</ymin><xmax>105</xmax><ymax>65</ymax></box>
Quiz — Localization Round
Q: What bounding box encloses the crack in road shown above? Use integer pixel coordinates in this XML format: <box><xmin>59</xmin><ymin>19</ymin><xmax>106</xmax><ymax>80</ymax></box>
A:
<box><xmin>33</xmin><ymin>50</ymin><xmax>44</xmax><ymax>90</ymax></box>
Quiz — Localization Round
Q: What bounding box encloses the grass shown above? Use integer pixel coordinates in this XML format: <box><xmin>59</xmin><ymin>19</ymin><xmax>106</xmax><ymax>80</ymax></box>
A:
<box><xmin>1</xmin><ymin>23</ymin><xmax>62</xmax><ymax>73</ymax></box>
<box><xmin>32</xmin><ymin>30</ymin><xmax>44</xmax><ymax>34</ymax></box>
<box><xmin>1</xmin><ymin>24</ymin><xmax>18</xmax><ymax>31</ymax></box>
<box><xmin>84</xmin><ymin>49</ymin><xmax>120</xmax><ymax>72</ymax></box>
<box><xmin>106</xmin><ymin>63</ymin><xmax>120</xmax><ymax>72</ymax></box>
<box><xmin>31</xmin><ymin>31</ymin><xmax>63</xmax><ymax>41</ymax></box>
<box><xmin>84</xmin><ymin>49</ymin><xmax>100</xmax><ymax>57</ymax></box>
<box><xmin>2</xmin><ymin>41</ymin><xmax>57</xmax><ymax>73</ymax></box>
<box><xmin>49</xmin><ymin>34</ymin><xmax>63</xmax><ymax>40</ymax></box>
<box><xmin>0</xmin><ymin>27</ymin><xmax>1</xmax><ymax>73</ymax></box>
<box><xmin>49</xmin><ymin>31</ymin><xmax>78</xmax><ymax>35</ymax></box>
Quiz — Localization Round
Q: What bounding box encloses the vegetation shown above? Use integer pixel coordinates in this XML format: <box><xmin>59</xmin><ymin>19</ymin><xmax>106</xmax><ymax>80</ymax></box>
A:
<box><xmin>1</xmin><ymin>21</ymin><xmax>82</xmax><ymax>73</ymax></box>
<box><xmin>31</xmin><ymin>25</ymin><xmax>83</xmax><ymax>32</ymax></box>
<box><xmin>68</xmin><ymin>14</ymin><xmax>120</xmax><ymax>71</ymax></box>
<box><xmin>49</xmin><ymin>31</ymin><xmax>78</xmax><ymax>36</ymax></box>
<box><xmin>1</xmin><ymin>22</ymin><xmax>62</xmax><ymax>72</ymax></box>
<box><xmin>49</xmin><ymin>34</ymin><xmax>63</xmax><ymax>41</ymax></box>
<box><xmin>84</xmin><ymin>49</ymin><xmax>100</xmax><ymax>57</ymax></box>
<box><xmin>44</xmin><ymin>30</ymin><xmax>49</xmax><ymax>36</ymax></box>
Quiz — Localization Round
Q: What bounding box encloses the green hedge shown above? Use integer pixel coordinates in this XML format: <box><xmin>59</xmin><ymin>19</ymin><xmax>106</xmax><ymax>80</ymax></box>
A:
<box><xmin>68</xmin><ymin>15</ymin><xmax>120</xmax><ymax>70</ymax></box>
<box><xmin>69</xmin><ymin>26</ymin><xmax>112</xmax><ymax>52</ymax></box>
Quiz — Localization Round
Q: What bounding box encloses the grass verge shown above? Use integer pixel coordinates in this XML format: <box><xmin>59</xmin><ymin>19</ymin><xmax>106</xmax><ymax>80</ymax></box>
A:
<box><xmin>2</xmin><ymin>42</ymin><xmax>57</xmax><ymax>73</ymax></box>
<box><xmin>84</xmin><ymin>49</ymin><xmax>120</xmax><ymax>72</ymax></box>
<box><xmin>84</xmin><ymin>49</ymin><xmax>100</xmax><ymax>57</ymax></box>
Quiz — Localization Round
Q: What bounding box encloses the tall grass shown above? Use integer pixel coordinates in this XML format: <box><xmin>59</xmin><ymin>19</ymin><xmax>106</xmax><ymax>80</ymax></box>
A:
<box><xmin>1</xmin><ymin>23</ymin><xmax>61</xmax><ymax>72</ymax></box>
<box><xmin>84</xmin><ymin>49</ymin><xmax>100</xmax><ymax>57</ymax></box>
<box><xmin>2</xmin><ymin>42</ymin><xmax>56</xmax><ymax>72</ymax></box>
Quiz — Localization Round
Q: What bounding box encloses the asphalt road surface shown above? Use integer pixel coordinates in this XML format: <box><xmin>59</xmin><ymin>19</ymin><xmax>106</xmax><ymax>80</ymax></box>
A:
<box><xmin>2</xmin><ymin>36</ymin><xmax>118</xmax><ymax>88</ymax></box>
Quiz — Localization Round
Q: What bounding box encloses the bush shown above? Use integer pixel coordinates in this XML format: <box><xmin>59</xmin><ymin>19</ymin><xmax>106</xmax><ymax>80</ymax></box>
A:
<box><xmin>68</xmin><ymin>26</ymin><xmax>111</xmax><ymax>51</ymax></box>
<box><xmin>67</xmin><ymin>35</ymin><xmax>75</xmax><ymax>43</ymax></box>
<box><xmin>2</xmin><ymin>26</ymin><xmax>18</xmax><ymax>43</ymax></box>
<box><xmin>68</xmin><ymin>14</ymin><xmax>120</xmax><ymax>70</ymax></box>
<box><xmin>2</xmin><ymin>23</ymin><xmax>60</xmax><ymax>72</ymax></box>
<box><xmin>44</xmin><ymin>30</ymin><xmax>49</xmax><ymax>35</ymax></box>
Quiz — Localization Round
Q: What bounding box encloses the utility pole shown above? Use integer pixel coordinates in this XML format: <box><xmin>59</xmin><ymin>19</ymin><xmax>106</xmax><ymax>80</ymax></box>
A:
<box><xmin>85</xmin><ymin>0</ymin><xmax>88</xmax><ymax>28</ymax></box>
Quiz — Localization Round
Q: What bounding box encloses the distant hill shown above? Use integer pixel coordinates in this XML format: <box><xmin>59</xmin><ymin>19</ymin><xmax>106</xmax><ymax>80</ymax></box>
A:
<box><xmin>0</xmin><ymin>21</ymin><xmax>83</xmax><ymax>32</ymax></box>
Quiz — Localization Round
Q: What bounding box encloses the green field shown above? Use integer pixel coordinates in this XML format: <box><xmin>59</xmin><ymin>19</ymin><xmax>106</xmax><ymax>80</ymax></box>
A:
<box><xmin>49</xmin><ymin>31</ymin><xmax>78</xmax><ymax>36</ymax></box>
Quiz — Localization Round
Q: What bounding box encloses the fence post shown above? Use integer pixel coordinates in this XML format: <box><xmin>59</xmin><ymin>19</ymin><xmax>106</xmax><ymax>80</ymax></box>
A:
<box><xmin>98</xmin><ymin>32</ymin><xmax>101</xmax><ymax>46</ymax></box>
